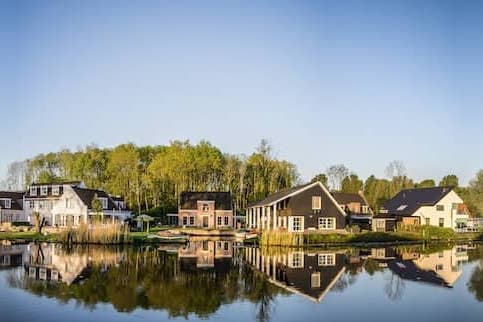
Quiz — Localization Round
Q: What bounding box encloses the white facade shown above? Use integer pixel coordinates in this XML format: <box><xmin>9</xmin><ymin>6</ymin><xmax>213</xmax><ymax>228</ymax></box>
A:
<box><xmin>411</xmin><ymin>190</ymin><xmax>469</xmax><ymax>229</ymax></box>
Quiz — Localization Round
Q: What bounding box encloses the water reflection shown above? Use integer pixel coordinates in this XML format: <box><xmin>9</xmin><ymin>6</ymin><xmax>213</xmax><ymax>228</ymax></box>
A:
<box><xmin>1</xmin><ymin>240</ymin><xmax>483</xmax><ymax>321</ymax></box>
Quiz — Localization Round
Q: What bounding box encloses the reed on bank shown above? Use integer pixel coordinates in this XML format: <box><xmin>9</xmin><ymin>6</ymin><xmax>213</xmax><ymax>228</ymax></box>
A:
<box><xmin>59</xmin><ymin>222</ymin><xmax>131</xmax><ymax>244</ymax></box>
<box><xmin>260</xmin><ymin>230</ymin><xmax>304</xmax><ymax>246</ymax></box>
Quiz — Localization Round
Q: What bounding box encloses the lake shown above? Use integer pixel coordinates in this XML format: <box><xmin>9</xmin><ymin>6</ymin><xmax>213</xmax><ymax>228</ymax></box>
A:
<box><xmin>1</xmin><ymin>239</ymin><xmax>483</xmax><ymax>322</ymax></box>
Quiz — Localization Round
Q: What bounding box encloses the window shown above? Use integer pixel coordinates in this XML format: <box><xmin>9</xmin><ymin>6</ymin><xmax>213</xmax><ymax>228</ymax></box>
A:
<box><xmin>312</xmin><ymin>196</ymin><xmax>321</xmax><ymax>210</ymax></box>
<box><xmin>30</xmin><ymin>186</ymin><xmax>37</xmax><ymax>196</ymax></box>
<box><xmin>189</xmin><ymin>216</ymin><xmax>195</xmax><ymax>225</ymax></box>
<box><xmin>217</xmin><ymin>216</ymin><xmax>222</xmax><ymax>226</ymax></box>
<box><xmin>425</xmin><ymin>218</ymin><xmax>430</xmax><ymax>225</ymax></box>
<box><xmin>182</xmin><ymin>216</ymin><xmax>188</xmax><ymax>226</ymax></box>
<box><xmin>28</xmin><ymin>200</ymin><xmax>34</xmax><ymax>209</ymax></box>
<box><xmin>40</xmin><ymin>186</ymin><xmax>48</xmax><ymax>196</ymax></box>
<box><xmin>0</xmin><ymin>199</ymin><xmax>11</xmax><ymax>209</ymax></box>
<box><xmin>291</xmin><ymin>217</ymin><xmax>303</xmax><ymax>232</ymax></box>
<box><xmin>99</xmin><ymin>198</ymin><xmax>108</xmax><ymax>209</ymax></box>
<box><xmin>439</xmin><ymin>218</ymin><xmax>444</xmax><ymax>227</ymax></box>
<box><xmin>290</xmin><ymin>252</ymin><xmax>304</xmax><ymax>268</ymax></box>
<box><xmin>202</xmin><ymin>240</ymin><xmax>209</xmax><ymax>251</ymax></box>
<box><xmin>224</xmin><ymin>216</ymin><xmax>229</xmax><ymax>226</ymax></box>
<box><xmin>65</xmin><ymin>198</ymin><xmax>72</xmax><ymax>209</ymax></box>
<box><xmin>318</xmin><ymin>217</ymin><xmax>335</xmax><ymax>229</ymax></box>
<box><xmin>397</xmin><ymin>205</ymin><xmax>407</xmax><ymax>211</ymax></box>
<box><xmin>435</xmin><ymin>264</ymin><xmax>444</xmax><ymax>271</ymax></box>
<box><xmin>224</xmin><ymin>242</ymin><xmax>229</xmax><ymax>251</ymax></box>
<box><xmin>311</xmin><ymin>272</ymin><xmax>321</xmax><ymax>288</ymax></box>
<box><xmin>376</xmin><ymin>219</ymin><xmax>385</xmax><ymax>229</ymax></box>
<box><xmin>318</xmin><ymin>254</ymin><xmax>335</xmax><ymax>266</ymax></box>
<box><xmin>361</xmin><ymin>205</ymin><xmax>369</xmax><ymax>213</ymax></box>
<box><xmin>52</xmin><ymin>185</ymin><xmax>60</xmax><ymax>195</ymax></box>
<box><xmin>202</xmin><ymin>204</ymin><xmax>210</xmax><ymax>212</ymax></box>
<box><xmin>436</xmin><ymin>205</ymin><xmax>445</xmax><ymax>211</ymax></box>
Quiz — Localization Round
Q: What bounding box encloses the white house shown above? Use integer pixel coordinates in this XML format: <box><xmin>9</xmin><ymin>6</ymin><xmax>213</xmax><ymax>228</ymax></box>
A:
<box><xmin>24</xmin><ymin>181</ymin><xmax>131</xmax><ymax>227</ymax></box>
<box><xmin>380</xmin><ymin>186</ymin><xmax>470</xmax><ymax>230</ymax></box>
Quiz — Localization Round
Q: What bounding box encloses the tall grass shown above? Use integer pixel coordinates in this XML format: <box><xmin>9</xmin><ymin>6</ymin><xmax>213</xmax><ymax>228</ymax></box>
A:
<box><xmin>260</xmin><ymin>230</ymin><xmax>304</xmax><ymax>246</ymax></box>
<box><xmin>59</xmin><ymin>223</ymin><xmax>131</xmax><ymax>244</ymax></box>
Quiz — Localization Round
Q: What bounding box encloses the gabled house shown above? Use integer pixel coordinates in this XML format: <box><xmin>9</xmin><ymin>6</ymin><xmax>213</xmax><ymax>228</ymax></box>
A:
<box><xmin>331</xmin><ymin>192</ymin><xmax>372</xmax><ymax>215</ymax></box>
<box><xmin>178</xmin><ymin>192</ymin><xmax>234</xmax><ymax>228</ymax></box>
<box><xmin>380</xmin><ymin>186</ymin><xmax>469</xmax><ymax>230</ymax></box>
<box><xmin>246</xmin><ymin>181</ymin><xmax>347</xmax><ymax>232</ymax></box>
<box><xmin>24</xmin><ymin>181</ymin><xmax>131</xmax><ymax>227</ymax></box>
<box><xmin>0</xmin><ymin>191</ymin><xmax>27</xmax><ymax>224</ymax></box>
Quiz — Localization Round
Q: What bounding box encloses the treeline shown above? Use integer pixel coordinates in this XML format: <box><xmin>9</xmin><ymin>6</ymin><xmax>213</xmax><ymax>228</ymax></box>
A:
<box><xmin>3</xmin><ymin>141</ymin><xmax>482</xmax><ymax>217</ymax></box>
<box><xmin>3</xmin><ymin>140</ymin><xmax>299</xmax><ymax>215</ymax></box>
<box><xmin>311</xmin><ymin>161</ymin><xmax>483</xmax><ymax>217</ymax></box>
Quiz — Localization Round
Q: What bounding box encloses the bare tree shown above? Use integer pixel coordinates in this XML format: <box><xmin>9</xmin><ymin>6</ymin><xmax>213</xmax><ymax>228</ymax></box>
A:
<box><xmin>326</xmin><ymin>164</ymin><xmax>349</xmax><ymax>191</ymax></box>
<box><xmin>33</xmin><ymin>211</ymin><xmax>46</xmax><ymax>235</ymax></box>
<box><xmin>385</xmin><ymin>160</ymin><xmax>407</xmax><ymax>178</ymax></box>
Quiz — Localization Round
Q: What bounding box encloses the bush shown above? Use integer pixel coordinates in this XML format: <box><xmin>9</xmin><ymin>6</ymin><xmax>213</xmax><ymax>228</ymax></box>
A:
<box><xmin>260</xmin><ymin>230</ymin><xmax>304</xmax><ymax>246</ymax></box>
<box><xmin>11</xmin><ymin>221</ymin><xmax>32</xmax><ymax>227</ymax></box>
<box><xmin>59</xmin><ymin>223</ymin><xmax>131</xmax><ymax>244</ymax></box>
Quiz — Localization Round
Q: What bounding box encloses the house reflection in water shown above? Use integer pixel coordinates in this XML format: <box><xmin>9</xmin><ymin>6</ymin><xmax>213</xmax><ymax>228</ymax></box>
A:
<box><xmin>371</xmin><ymin>245</ymin><xmax>469</xmax><ymax>288</ymax></box>
<box><xmin>24</xmin><ymin>243</ymin><xmax>124</xmax><ymax>285</ymax></box>
<box><xmin>244</xmin><ymin>247</ymin><xmax>346</xmax><ymax>302</ymax></box>
<box><xmin>178</xmin><ymin>238</ymin><xmax>234</xmax><ymax>272</ymax></box>
<box><xmin>0</xmin><ymin>242</ymin><xmax>28</xmax><ymax>269</ymax></box>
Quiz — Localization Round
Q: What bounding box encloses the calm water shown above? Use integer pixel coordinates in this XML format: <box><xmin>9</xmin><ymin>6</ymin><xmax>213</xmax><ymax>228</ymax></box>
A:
<box><xmin>1</xmin><ymin>239</ymin><xmax>483</xmax><ymax>322</ymax></box>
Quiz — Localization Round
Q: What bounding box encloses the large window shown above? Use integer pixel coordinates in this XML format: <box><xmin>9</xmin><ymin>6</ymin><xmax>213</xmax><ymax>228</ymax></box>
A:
<box><xmin>436</xmin><ymin>205</ymin><xmax>445</xmax><ymax>211</ymax></box>
<box><xmin>312</xmin><ymin>196</ymin><xmax>321</xmax><ymax>210</ymax></box>
<box><xmin>290</xmin><ymin>252</ymin><xmax>304</xmax><ymax>268</ymax></box>
<box><xmin>291</xmin><ymin>217</ymin><xmax>303</xmax><ymax>232</ymax></box>
<box><xmin>376</xmin><ymin>219</ymin><xmax>385</xmax><ymax>229</ymax></box>
<box><xmin>318</xmin><ymin>217</ymin><xmax>336</xmax><ymax>229</ymax></box>
<box><xmin>318</xmin><ymin>253</ymin><xmax>335</xmax><ymax>266</ymax></box>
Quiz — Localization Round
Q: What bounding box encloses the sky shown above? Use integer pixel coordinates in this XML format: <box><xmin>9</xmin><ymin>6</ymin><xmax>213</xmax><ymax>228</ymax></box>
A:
<box><xmin>1</xmin><ymin>0</ymin><xmax>482</xmax><ymax>185</ymax></box>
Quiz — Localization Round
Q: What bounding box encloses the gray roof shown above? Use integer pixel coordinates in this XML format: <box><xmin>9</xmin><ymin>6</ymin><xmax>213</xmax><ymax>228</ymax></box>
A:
<box><xmin>0</xmin><ymin>191</ymin><xmax>25</xmax><ymax>210</ymax></box>
<box><xmin>383</xmin><ymin>186</ymin><xmax>454</xmax><ymax>216</ymax></box>
<box><xmin>248</xmin><ymin>182</ymin><xmax>314</xmax><ymax>207</ymax></box>
<box><xmin>179</xmin><ymin>192</ymin><xmax>233</xmax><ymax>210</ymax></box>
<box><xmin>72</xmin><ymin>187</ymin><xmax>120</xmax><ymax>210</ymax></box>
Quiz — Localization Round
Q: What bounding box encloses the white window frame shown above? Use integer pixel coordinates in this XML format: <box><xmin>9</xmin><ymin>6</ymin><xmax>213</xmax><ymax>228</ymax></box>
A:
<box><xmin>290</xmin><ymin>216</ymin><xmax>304</xmax><ymax>232</ymax></box>
<box><xmin>99</xmin><ymin>197</ymin><xmax>108</xmax><ymax>209</ymax></box>
<box><xmin>217</xmin><ymin>216</ymin><xmax>222</xmax><ymax>226</ymax></box>
<box><xmin>52</xmin><ymin>185</ymin><xmax>60</xmax><ymax>195</ymax></box>
<box><xmin>318</xmin><ymin>217</ymin><xmax>336</xmax><ymax>230</ymax></box>
<box><xmin>224</xmin><ymin>216</ymin><xmax>229</xmax><ymax>226</ymax></box>
<box><xmin>376</xmin><ymin>219</ymin><xmax>386</xmax><ymax>229</ymax></box>
<box><xmin>311</xmin><ymin>272</ymin><xmax>321</xmax><ymax>288</ymax></box>
<box><xmin>288</xmin><ymin>252</ymin><xmax>304</xmax><ymax>268</ymax></box>
<box><xmin>189</xmin><ymin>216</ymin><xmax>195</xmax><ymax>226</ymax></box>
<box><xmin>312</xmin><ymin>196</ymin><xmax>322</xmax><ymax>210</ymax></box>
<box><xmin>30</xmin><ymin>186</ymin><xmax>37</xmax><ymax>196</ymax></box>
<box><xmin>40</xmin><ymin>186</ymin><xmax>48</xmax><ymax>196</ymax></box>
<box><xmin>1</xmin><ymin>199</ymin><xmax>11</xmax><ymax>209</ymax></box>
<box><xmin>318</xmin><ymin>253</ymin><xmax>336</xmax><ymax>266</ymax></box>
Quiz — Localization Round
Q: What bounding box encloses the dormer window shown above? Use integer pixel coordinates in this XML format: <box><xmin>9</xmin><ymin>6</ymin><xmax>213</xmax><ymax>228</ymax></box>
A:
<box><xmin>0</xmin><ymin>199</ymin><xmax>11</xmax><ymax>209</ymax></box>
<box><xmin>312</xmin><ymin>196</ymin><xmax>321</xmax><ymax>210</ymax></box>
<box><xmin>30</xmin><ymin>186</ymin><xmax>37</xmax><ymax>196</ymax></box>
<box><xmin>40</xmin><ymin>186</ymin><xmax>48</xmax><ymax>196</ymax></box>
<box><xmin>52</xmin><ymin>185</ymin><xmax>60</xmax><ymax>195</ymax></box>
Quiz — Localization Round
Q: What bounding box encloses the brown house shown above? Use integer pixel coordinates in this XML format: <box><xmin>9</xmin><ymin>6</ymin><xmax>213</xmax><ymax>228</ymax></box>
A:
<box><xmin>331</xmin><ymin>192</ymin><xmax>372</xmax><ymax>215</ymax></box>
<box><xmin>246</xmin><ymin>181</ymin><xmax>347</xmax><ymax>232</ymax></box>
<box><xmin>178</xmin><ymin>192</ymin><xmax>234</xmax><ymax>228</ymax></box>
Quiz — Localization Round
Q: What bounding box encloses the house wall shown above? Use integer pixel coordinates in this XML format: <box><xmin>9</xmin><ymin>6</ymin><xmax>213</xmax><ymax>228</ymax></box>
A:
<box><xmin>51</xmin><ymin>186</ymin><xmax>88</xmax><ymax>226</ymax></box>
<box><xmin>178</xmin><ymin>201</ymin><xmax>233</xmax><ymax>228</ymax></box>
<box><xmin>0</xmin><ymin>209</ymin><xmax>28</xmax><ymax>223</ymax></box>
<box><xmin>285</xmin><ymin>185</ymin><xmax>346</xmax><ymax>230</ymax></box>
<box><xmin>411</xmin><ymin>191</ymin><xmax>465</xmax><ymax>229</ymax></box>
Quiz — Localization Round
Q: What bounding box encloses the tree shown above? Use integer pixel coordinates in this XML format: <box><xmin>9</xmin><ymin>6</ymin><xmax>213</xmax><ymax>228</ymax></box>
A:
<box><xmin>311</xmin><ymin>173</ymin><xmax>328</xmax><ymax>186</ymax></box>
<box><xmin>341</xmin><ymin>174</ymin><xmax>363</xmax><ymax>193</ymax></box>
<box><xmin>91</xmin><ymin>193</ymin><xmax>104</xmax><ymax>222</ymax></box>
<box><xmin>33</xmin><ymin>211</ymin><xmax>46</xmax><ymax>234</ymax></box>
<box><xmin>326</xmin><ymin>164</ymin><xmax>349</xmax><ymax>191</ymax></box>
<box><xmin>385</xmin><ymin>160</ymin><xmax>407</xmax><ymax>178</ymax></box>
<box><xmin>416</xmin><ymin>179</ymin><xmax>435</xmax><ymax>188</ymax></box>
<box><xmin>468</xmin><ymin>170</ymin><xmax>483</xmax><ymax>217</ymax></box>
<box><xmin>439</xmin><ymin>174</ymin><xmax>459</xmax><ymax>187</ymax></box>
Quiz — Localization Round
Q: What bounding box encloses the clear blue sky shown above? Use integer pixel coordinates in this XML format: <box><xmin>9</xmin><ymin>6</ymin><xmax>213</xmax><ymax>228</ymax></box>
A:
<box><xmin>1</xmin><ymin>0</ymin><xmax>482</xmax><ymax>185</ymax></box>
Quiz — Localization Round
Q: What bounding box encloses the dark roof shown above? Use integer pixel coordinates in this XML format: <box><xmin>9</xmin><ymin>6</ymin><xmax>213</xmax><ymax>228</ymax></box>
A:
<box><xmin>248</xmin><ymin>182</ymin><xmax>314</xmax><ymax>207</ymax></box>
<box><xmin>383</xmin><ymin>186</ymin><xmax>454</xmax><ymax>216</ymax></box>
<box><xmin>179</xmin><ymin>192</ymin><xmax>233</xmax><ymax>210</ymax></box>
<box><xmin>72</xmin><ymin>188</ymin><xmax>119</xmax><ymax>210</ymax></box>
<box><xmin>30</xmin><ymin>181</ymin><xmax>82</xmax><ymax>187</ymax></box>
<box><xmin>0</xmin><ymin>191</ymin><xmax>25</xmax><ymax>210</ymax></box>
<box><xmin>388</xmin><ymin>259</ymin><xmax>451</xmax><ymax>288</ymax></box>
<box><xmin>25</xmin><ymin>185</ymin><xmax>65</xmax><ymax>199</ymax></box>
<box><xmin>331</xmin><ymin>192</ymin><xmax>367</xmax><ymax>205</ymax></box>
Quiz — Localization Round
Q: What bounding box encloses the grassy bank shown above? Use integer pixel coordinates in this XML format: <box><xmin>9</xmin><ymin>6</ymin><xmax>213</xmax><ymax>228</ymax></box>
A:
<box><xmin>259</xmin><ymin>226</ymin><xmax>483</xmax><ymax>246</ymax></box>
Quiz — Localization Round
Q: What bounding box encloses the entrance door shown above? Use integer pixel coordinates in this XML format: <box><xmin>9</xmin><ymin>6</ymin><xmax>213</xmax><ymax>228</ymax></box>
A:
<box><xmin>203</xmin><ymin>216</ymin><xmax>209</xmax><ymax>228</ymax></box>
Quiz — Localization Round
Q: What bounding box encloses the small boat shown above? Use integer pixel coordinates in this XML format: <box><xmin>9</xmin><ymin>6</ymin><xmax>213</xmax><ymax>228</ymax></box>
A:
<box><xmin>147</xmin><ymin>231</ymin><xmax>189</xmax><ymax>242</ymax></box>
<box><xmin>235</xmin><ymin>231</ymin><xmax>258</xmax><ymax>240</ymax></box>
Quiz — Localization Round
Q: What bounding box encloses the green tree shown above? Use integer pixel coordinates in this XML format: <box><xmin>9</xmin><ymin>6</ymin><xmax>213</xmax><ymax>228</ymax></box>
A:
<box><xmin>416</xmin><ymin>179</ymin><xmax>435</xmax><ymax>188</ymax></box>
<box><xmin>311</xmin><ymin>173</ymin><xmax>328</xmax><ymax>186</ymax></box>
<box><xmin>439</xmin><ymin>174</ymin><xmax>459</xmax><ymax>187</ymax></box>
<box><xmin>468</xmin><ymin>170</ymin><xmax>483</xmax><ymax>217</ymax></box>
<box><xmin>341</xmin><ymin>174</ymin><xmax>363</xmax><ymax>193</ymax></box>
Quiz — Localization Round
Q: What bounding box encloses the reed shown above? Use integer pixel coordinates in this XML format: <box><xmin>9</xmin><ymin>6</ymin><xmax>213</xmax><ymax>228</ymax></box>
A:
<box><xmin>259</xmin><ymin>230</ymin><xmax>304</xmax><ymax>246</ymax></box>
<box><xmin>59</xmin><ymin>222</ymin><xmax>131</xmax><ymax>244</ymax></box>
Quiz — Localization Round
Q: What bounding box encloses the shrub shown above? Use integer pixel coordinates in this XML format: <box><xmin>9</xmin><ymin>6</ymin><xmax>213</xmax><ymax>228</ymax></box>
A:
<box><xmin>12</xmin><ymin>221</ymin><xmax>31</xmax><ymax>227</ymax></box>
<box><xmin>260</xmin><ymin>230</ymin><xmax>304</xmax><ymax>246</ymax></box>
<box><xmin>59</xmin><ymin>223</ymin><xmax>131</xmax><ymax>244</ymax></box>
